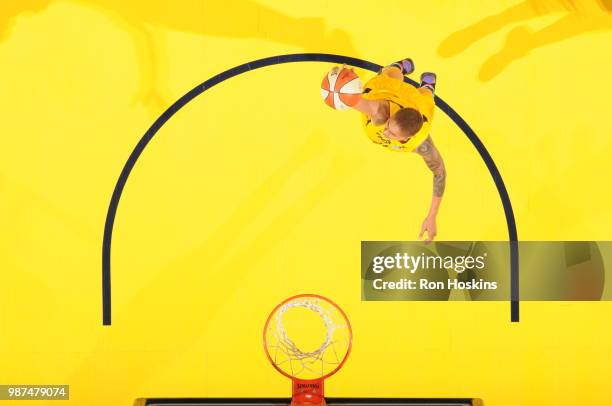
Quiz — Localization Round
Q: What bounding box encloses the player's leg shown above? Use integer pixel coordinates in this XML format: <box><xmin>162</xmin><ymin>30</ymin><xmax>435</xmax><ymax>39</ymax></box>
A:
<box><xmin>378</xmin><ymin>58</ymin><xmax>415</xmax><ymax>77</ymax></box>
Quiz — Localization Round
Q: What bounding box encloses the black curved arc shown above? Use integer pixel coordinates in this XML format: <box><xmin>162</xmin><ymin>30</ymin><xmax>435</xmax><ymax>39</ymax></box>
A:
<box><xmin>102</xmin><ymin>53</ymin><xmax>519</xmax><ymax>325</ymax></box>
<box><xmin>432</xmin><ymin>97</ymin><xmax>520</xmax><ymax>321</ymax></box>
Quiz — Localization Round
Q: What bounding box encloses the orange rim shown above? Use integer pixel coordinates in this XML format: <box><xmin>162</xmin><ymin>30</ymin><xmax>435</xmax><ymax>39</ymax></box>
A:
<box><xmin>263</xmin><ymin>293</ymin><xmax>353</xmax><ymax>382</ymax></box>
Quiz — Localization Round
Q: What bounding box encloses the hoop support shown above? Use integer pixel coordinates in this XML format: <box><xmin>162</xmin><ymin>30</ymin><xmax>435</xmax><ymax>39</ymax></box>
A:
<box><xmin>292</xmin><ymin>378</ymin><xmax>325</xmax><ymax>406</ymax></box>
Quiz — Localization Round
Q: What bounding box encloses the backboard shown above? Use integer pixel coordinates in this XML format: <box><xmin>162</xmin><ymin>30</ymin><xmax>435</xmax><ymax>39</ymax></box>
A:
<box><xmin>136</xmin><ymin>398</ymin><xmax>483</xmax><ymax>406</ymax></box>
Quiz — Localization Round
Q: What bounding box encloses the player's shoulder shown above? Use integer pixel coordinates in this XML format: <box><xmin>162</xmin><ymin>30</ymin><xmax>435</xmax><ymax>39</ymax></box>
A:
<box><xmin>364</xmin><ymin>73</ymin><xmax>403</xmax><ymax>90</ymax></box>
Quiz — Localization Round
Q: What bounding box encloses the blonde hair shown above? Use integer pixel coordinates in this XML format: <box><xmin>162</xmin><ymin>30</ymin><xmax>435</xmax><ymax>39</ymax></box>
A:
<box><xmin>393</xmin><ymin>108</ymin><xmax>424</xmax><ymax>136</ymax></box>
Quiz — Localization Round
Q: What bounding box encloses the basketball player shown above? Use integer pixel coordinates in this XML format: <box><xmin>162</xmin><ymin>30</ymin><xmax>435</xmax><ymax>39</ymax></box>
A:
<box><xmin>333</xmin><ymin>60</ymin><xmax>445</xmax><ymax>242</ymax></box>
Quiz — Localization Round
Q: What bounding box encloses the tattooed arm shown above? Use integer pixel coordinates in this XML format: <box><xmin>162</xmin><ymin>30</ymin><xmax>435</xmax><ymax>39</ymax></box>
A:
<box><xmin>415</xmin><ymin>136</ymin><xmax>446</xmax><ymax>242</ymax></box>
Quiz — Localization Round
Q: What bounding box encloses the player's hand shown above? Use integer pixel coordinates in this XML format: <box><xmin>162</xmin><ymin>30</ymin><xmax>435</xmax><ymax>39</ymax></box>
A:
<box><xmin>419</xmin><ymin>215</ymin><xmax>437</xmax><ymax>243</ymax></box>
<box><xmin>331</xmin><ymin>64</ymin><xmax>355</xmax><ymax>75</ymax></box>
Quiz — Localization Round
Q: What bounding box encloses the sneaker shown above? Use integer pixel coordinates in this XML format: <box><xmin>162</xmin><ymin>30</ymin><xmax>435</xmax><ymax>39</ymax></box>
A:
<box><xmin>392</xmin><ymin>58</ymin><xmax>415</xmax><ymax>75</ymax></box>
<box><xmin>420</xmin><ymin>72</ymin><xmax>437</xmax><ymax>92</ymax></box>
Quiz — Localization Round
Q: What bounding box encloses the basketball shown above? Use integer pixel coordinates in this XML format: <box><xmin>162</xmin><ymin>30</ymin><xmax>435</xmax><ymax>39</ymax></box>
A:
<box><xmin>321</xmin><ymin>66</ymin><xmax>362</xmax><ymax>110</ymax></box>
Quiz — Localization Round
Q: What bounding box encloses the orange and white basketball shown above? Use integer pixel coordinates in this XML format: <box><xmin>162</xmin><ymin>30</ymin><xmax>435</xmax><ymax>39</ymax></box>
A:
<box><xmin>321</xmin><ymin>67</ymin><xmax>362</xmax><ymax>110</ymax></box>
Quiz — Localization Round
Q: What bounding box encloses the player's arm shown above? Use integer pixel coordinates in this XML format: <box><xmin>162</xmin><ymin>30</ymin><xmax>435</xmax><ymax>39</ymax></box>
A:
<box><xmin>327</xmin><ymin>65</ymin><xmax>372</xmax><ymax>116</ymax></box>
<box><xmin>379</xmin><ymin>59</ymin><xmax>414</xmax><ymax>81</ymax></box>
<box><xmin>415</xmin><ymin>136</ymin><xmax>446</xmax><ymax>242</ymax></box>
<box><xmin>417</xmin><ymin>136</ymin><xmax>446</xmax><ymax>198</ymax></box>
<box><xmin>351</xmin><ymin>68</ymin><xmax>404</xmax><ymax>117</ymax></box>
<box><xmin>331</xmin><ymin>63</ymin><xmax>402</xmax><ymax>116</ymax></box>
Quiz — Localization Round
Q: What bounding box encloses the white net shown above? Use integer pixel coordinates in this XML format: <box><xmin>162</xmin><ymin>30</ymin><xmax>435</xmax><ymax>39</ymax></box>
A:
<box><xmin>265</xmin><ymin>296</ymin><xmax>351</xmax><ymax>380</ymax></box>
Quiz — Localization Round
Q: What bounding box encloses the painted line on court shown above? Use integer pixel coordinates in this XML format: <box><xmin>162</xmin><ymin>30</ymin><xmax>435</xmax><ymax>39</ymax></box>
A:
<box><xmin>102</xmin><ymin>53</ymin><xmax>519</xmax><ymax>325</ymax></box>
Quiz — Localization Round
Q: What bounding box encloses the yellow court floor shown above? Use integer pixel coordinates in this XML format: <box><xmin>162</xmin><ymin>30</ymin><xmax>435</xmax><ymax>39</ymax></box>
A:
<box><xmin>0</xmin><ymin>1</ymin><xmax>611</xmax><ymax>404</ymax></box>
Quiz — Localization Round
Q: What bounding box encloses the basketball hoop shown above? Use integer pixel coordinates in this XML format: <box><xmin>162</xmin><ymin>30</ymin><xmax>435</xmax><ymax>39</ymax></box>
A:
<box><xmin>263</xmin><ymin>294</ymin><xmax>352</xmax><ymax>406</ymax></box>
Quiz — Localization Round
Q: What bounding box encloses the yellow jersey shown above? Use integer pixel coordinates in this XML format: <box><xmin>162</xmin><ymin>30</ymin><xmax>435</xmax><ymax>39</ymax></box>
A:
<box><xmin>361</xmin><ymin>74</ymin><xmax>434</xmax><ymax>152</ymax></box>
